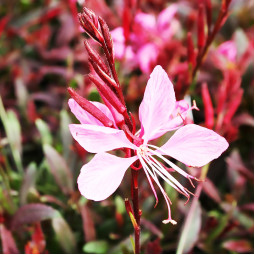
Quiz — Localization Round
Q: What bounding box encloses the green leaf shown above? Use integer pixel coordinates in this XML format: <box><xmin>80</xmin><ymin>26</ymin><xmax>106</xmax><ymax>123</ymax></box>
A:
<box><xmin>19</xmin><ymin>162</ymin><xmax>37</xmax><ymax>205</ymax></box>
<box><xmin>176</xmin><ymin>199</ymin><xmax>202</xmax><ymax>253</ymax></box>
<box><xmin>35</xmin><ymin>119</ymin><xmax>53</xmax><ymax>145</ymax></box>
<box><xmin>52</xmin><ymin>217</ymin><xmax>76</xmax><ymax>253</ymax></box>
<box><xmin>60</xmin><ymin>110</ymin><xmax>72</xmax><ymax>159</ymax></box>
<box><xmin>83</xmin><ymin>241</ymin><xmax>109</xmax><ymax>254</ymax></box>
<box><xmin>114</xmin><ymin>196</ymin><xmax>125</xmax><ymax>214</ymax></box>
<box><xmin>14</xmin><ymin>77</ymin><xmax>28</xmax><ymax>112</ymax></box>
<box><xmin>43</xmin><ymin>144</ymin><xmax>73</xmax><ymax>194</ymax></box>
<box><xmin>0</xmin><ymin>97</ymin><xmax>23</xmax><ymax>173</ymax></box>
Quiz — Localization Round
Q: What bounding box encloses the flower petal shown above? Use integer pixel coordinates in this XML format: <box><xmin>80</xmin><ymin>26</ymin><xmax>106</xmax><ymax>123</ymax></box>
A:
<box><xmin>139</xmin><ymin>65</ymin><xmax>176</xmax><ymax>143</ymax></box>
<box><xmin>160</xmin><ymin>124</ymin><xmax>229</xmax><ymax>167</ymax></box>
<box><xmin>137</xmin><ymin>43</ymin><xmax>159</xmax><ymax>74</ymax></box>
<box><xmin>157</xmin><ymin>4</ymin><xmax>178</xmax><ymax>31</ymax></box>
<box><xmin>69</xmin><ymin>124</ymin><xmax>137</xmax><ymax>153</ymax></box>
<box><xmin>68</xmin><ymin>99</ymin><xmax>115</xmax><ymax>126</ymax></box>
<box><xmin>146</xmin><ymin>100</ymin><xmax>190</xmax><ymax>141</ymax></box>
<box><xmin>77</xmin><ymin>153</ymin><xmax>138</xmax><ymax>201</ymax></box>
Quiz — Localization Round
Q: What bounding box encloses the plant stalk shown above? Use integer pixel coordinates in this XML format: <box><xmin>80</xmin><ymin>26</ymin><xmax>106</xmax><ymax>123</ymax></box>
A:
<box><xmin>131</xmin><ymin>168</ymin><xmax>140</xmax><ymax>254</ymax></box>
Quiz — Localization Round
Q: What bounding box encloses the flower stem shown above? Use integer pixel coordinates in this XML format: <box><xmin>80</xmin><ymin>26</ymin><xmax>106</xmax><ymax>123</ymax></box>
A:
<box><xmin>131</xmin><ymin>168</ymin><xmax>140</xmax><ymax>254</ymax></box>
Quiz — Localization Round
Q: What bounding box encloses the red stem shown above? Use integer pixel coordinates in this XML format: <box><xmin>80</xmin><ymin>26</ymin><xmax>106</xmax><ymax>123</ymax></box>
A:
<box><xmin>192</xmin><ymin>1</ymin><xmax>231</xmax><ymax>79</ymax></box>
<box><xmin>131</xmin><ymin>168</ymin><xmax>140</xmax><ymax>254</ymax></box>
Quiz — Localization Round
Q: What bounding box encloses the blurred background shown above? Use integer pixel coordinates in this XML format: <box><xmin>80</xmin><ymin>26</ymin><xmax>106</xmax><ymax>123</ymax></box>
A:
<box><xmin>0</xmin><ymin>0</ymin><xmax>253</xmax><ymax>253</ymax></box>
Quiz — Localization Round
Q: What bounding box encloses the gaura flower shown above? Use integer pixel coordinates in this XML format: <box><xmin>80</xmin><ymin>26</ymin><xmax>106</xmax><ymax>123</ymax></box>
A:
<box><xmin>111</xmin><ymin>5</ymin><xmax>180</xmax><ymax>73</ymax></box>
<box><xmin>69</xmin><ymin>66</ymin><xmax>229</xmax><ymax>224</ymax></box>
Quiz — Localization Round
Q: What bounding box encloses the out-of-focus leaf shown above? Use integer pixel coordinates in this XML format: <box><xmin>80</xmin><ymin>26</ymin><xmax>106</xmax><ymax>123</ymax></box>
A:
<box><xmin>0</xmin><ymin>167</ymin><xmax>16</xmax><ymax>214</ymax></box>
<box><xmin>146</xmin><ymin>238</ymin><xmax>162</xmax><ymax>254</ymax></box>
<box><xmin>20</xmin><ymin>162</ymin><xmax>37</xmax><ymax>205</ymax></box>
<box><xmin>60</xmin><ymin>110</ymin><xmax>72</xmax><ymax>159</ymax></box>
<box><xmin>206</xmin><ymin>211</ymin><xmax>229</xmax><ymax>243</ymax></box>
<box><xmin>56</xmin><ymin>13</ymin><xmax>76</xmax><ymax>46</ymax></box>
<box><xmin>141</xmin><ymin>218</ymin><xmax>163</xmax><ymax>238</ymax></box>
<box><xmin>52</xmin><ymin>217</ymin><xmax>76</xmax><ymax>253</ymax></box>
<box><xmin>176</xmin><ymin>195</ymin><xmax>202</xmax><ymax>253</ymax></box>
<box><xmin>83</xmin><ymin>240</ymin><xmax>109</xmax><ymax>254</ymax></box>
<box><xmin>11</xmin><ymin>203</ymin><xmax>59</xmax><ymax>230</ymax></box>
<box><xmin>234</xmin><ymin>29</ymin><xmax>249</xmax><ymax>58</ymax></box>
<box><xmin>79</xmin><ymin>198</ymin><xmax>96</xmax><ymax>242</ymax></box>
<box><xmin>40</xmin><ymin>195</ymin><xmax>67</xmax><ymax>209</ymax></box>
<box><xmin>0</xmin><ymin>224</ymin><xmax>19</xmax><ymax>254</ymax></box>
<box><xmin>223</xmin><ymin>239</ymin><xmax>252</xmax><ymax>253</ymax></box>
<box><xmin>36</xmin><ymin>119</ymin><xmax>52</xmax><ymax>145</ymax></box>
<box><xmin>43</xmin><ymin>144</ymin><xmax>73</xmax><ymax>194</ymax></box>
<box><xmin>114</xmin><ymin>195</ymin><xmax>125</xmax><ymax>214</ymax></box>
<box><xmin>203</xmin><ymin>178</ymin><xmax>221</xmax><ymax>203</ymax></box>
<box><xmin>15</xmin><ymin>77</ymin><xmax>28</xmax><ymax>112</ymax></box>
<box><xmin>0</xmin><ymin>97</ymin><xmax>23</xmax><ymax>173</ymax></box>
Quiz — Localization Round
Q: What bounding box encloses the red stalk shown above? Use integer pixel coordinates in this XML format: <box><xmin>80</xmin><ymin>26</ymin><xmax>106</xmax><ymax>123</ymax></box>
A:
<box><xmin>201</xmin><ymin>83</ymin><xmax>214</xmax><ymax>129</ymax></box>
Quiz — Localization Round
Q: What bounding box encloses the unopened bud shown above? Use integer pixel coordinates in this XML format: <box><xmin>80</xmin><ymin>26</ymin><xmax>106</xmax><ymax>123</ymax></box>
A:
<box><xmin>89</xmin><ymin>59</ymin><xmax>118</xmax><ymax>89</ymax></box>
<box><xmin>67</xmin><ymin>87</ymin><xmax>114</xmax><ymax>127</ymax></box>
<box><xmin>84</xmin><ymin>40</ymin><xmax>110</xmax><ymax>76</ymax></box>
<box><xmin>197</xmin><ymin>4</ymin><xmax>205</xmax><ymax>48</ymax></box>
<box><xmin>88</xmin><ymin>74</ymin><xmax>126</xmax><ymax>114</ymax></box>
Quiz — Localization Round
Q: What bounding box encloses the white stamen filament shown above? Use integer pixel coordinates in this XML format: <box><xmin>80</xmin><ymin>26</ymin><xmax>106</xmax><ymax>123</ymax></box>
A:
<box><xmin>145</xmin><ymin>155</ymin><xmax>189</xmax><ymax>198</ymax></box>
<box><xmin>138</xmin><ymin>155</ymin><xmax>176</xmax><ymax>224</ymax></box>
<box><xmin>136</xmin><ymin>142</ymin><xmax>200</xmax><ymax>225</ymax></box>
<box><xmin>147</xmin><ymin>145</ymin><xmax>197</xmax><ymax>181</ymax></box>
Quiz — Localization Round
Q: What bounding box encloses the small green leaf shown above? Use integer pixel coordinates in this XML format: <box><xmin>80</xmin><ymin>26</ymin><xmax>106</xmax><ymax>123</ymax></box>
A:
<box><xmin>115</xmin><ymin>196</ymin><xmax>125</xmax><ymax>214</ymax></box>
<box><xmin>60</xmin><ymin>110</ymin><xmax>72</xmax><ymax>159</ymax></box>
<box><xmin>19</xmin><ymin>162</ymin><xmax>37</xmax><ymax>205</ymax></box>
<box><xmin>36</xmin><ymin>119</ymin><xmax>53</xmax><ymax>145</ymax></box>
<box><xmin>43</xmin><ymin>144</ymin><xmax>73</xmax><ymax>194</ymax></box>
<box><xmin>83</xmin><ymin>241</ymin><xmax>109</xmax><ymax>254</ymax></box>
<box><xmin>52</xmin><ymin>217</ymin><xmax>76</xmax><ymax>253</ymax></box>
<box><xmin>0</xmin><ymin>97</ymin><xmax>23</xmax><ymax>173</ymax></box>
<box><xmin>176</xmin><ymin>199</ymin><xmax>202</xmax><ymax>253</ymax></box>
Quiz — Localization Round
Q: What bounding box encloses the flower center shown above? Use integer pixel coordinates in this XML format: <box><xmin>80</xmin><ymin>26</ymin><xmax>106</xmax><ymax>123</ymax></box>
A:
<box><xmin>137</xmin><ymin>145</ymin><xmax>149</xmax><ymax>157</ymax></box>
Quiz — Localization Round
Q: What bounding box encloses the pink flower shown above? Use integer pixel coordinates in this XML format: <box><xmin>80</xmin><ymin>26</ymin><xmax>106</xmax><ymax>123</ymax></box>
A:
<box><xmin>217</xmin><ymin>40</ymin><xmax>237</xmax><ymax>62</ymax></box>
<box><xmin>69</xmin><ymin>66</ymin><xmax>229</xmax><ymax>224</ymax></box>
<box><xmin>111</xmin><ymin>5</ymin><xmax>180</xmax><ymax>73</ymax></box>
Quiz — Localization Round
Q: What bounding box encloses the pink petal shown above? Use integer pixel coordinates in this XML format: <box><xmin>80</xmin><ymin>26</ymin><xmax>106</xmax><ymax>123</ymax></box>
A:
<box><xmin>68</xmin><ymin>99</ymin><xmax>116</xmax><ymax>126</ymax></box>
<box><xmin>146</xmin><ymin>100</ymin><xmax>190</xmax><ymax>141</ymax></box>
<box><xmin>160</xmin><ymin>124</ymin><xmax>229</xmax><ymax>167</ymax></box>
<box><xmin>69</xmin><ymin>124</ymin><xmax>137</xmax><ymax>153</ymax></box>
<box><xmin>111</xmin><ymin>27</ymin><xmax>125</xmax><ymax>59</ymax></box>
<box><xmin>139</xmin><ymin>65</ymin><xmax>176</xmax><ymax>143</ymax></box>
<box><xmin>157</xmin><ymin>4</ymin><xmax>178</xmax><ymax>31</ymax></box>
<box><xmin>166</xmin><ymin>100</ymin><xmax>190</xmax><ymax>128</ymax></box>
<box><xmin>157</xmin><ymin>5</ymin><xmax>179</xmax><ymax>39</ymax></box>
<box><xmin>137</xmin><ymin>43</ymin><xmax>159</xmax><ymax>74</ymax></box>
<box><xmin>217</xmin><ymin>41</ymin><xmax>237</xmax><ymax>62</ymax></box>
<box><xmin>77</xmin><ymin>153</ymin><xmax>138</xmax><ymax>201</ymax></box>
<box><xmin>134</xmin><ymin>13</ymin><xmax>156</xmax><ymax>31</ymax></box>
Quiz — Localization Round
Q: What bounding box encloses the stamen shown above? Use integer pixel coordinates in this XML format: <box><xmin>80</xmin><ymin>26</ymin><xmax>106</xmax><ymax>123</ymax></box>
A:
<box><xmin>145</xmin><ymin>155</ymin><xmax>189</xmax><ymax>198</ymax></box>
<box><xmin>138</xmin><ymin>155</ymin><xmax>176</xmax><ymax>224</ymax></box>
<box><xmin>188</xmin><ymin>177</ymin><xmax>196</xmax><ymax>188</ymax></box>
<box><xmin>147</xmin><ymin>145</ymin><xmax>198</xmax><ymax>181</ymax></box>
<box><xmin>141</xmin><ymin>159</ymin><xmax>159</xmax><ymax>208</ymax></box>
<box><xmin>146</xmin><ymin>151</ymin><xmax>190</xmax><ymax>197</ymax></box>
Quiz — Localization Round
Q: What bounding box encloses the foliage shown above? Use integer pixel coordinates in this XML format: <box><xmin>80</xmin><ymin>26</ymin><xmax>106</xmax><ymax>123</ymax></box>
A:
<box><xmin>0</xmin><ymin>0</ymin><xmax>253</xmax><ymax>253</ymax></box>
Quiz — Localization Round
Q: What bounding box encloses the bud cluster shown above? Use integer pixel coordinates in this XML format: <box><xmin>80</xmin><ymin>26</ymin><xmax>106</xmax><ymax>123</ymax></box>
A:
<box><xmin>69</xmin><ymin>8</ymin><xmax>136</xmax><ymax>139</ymax></box>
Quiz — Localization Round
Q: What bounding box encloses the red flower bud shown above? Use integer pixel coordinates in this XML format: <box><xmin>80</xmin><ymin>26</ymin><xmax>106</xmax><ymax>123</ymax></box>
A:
<box><xmin>68</xmin><ymin>87</ymin><xmax>114</xmax><ymax>128</ymax></box>
<box><xmin>202</xmin><ymin>83</ymin><xmax>214</xmax><ymax>129</ymax></box>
